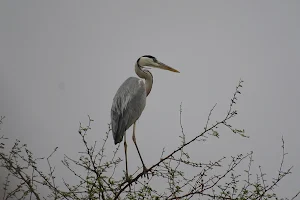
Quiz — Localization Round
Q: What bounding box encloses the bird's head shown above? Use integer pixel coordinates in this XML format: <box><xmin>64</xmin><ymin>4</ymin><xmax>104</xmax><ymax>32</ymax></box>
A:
<box><xmin>137</xmin><ymin>55</ymin><xmax>180</xmax><ymax>73</ymax></box>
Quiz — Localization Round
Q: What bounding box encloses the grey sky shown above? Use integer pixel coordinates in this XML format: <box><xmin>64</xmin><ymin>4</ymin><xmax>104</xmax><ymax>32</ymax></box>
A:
<box><xmin>0</xmin><ymin>1</ymin><xmax>300</xmax><ymax>198</ymax></box>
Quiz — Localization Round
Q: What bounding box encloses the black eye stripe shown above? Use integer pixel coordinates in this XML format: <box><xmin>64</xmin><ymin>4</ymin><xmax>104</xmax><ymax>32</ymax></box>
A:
<box><xmin>143</xmin><ymin>55</ymin><xmax>154</xmax><ymax>59</ymax></box>
<box><xmin>142</xmin><ymin>55</ymin><xmax>157</xmax><ymax>62</ymax></box>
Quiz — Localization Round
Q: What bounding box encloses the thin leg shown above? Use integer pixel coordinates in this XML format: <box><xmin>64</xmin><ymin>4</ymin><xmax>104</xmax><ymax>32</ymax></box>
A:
<box><xmin>132</xmin><ymin>122</ymin><xmax>149</xmax><ymax>178</ymax></box>
<box><xmin>124</xmin><ymin>133</ymin><xmax>129</xmax><ymax>181</ymax></box>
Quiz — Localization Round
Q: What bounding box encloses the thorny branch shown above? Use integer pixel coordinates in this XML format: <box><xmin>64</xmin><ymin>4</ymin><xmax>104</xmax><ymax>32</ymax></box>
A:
<box><xmin>0</xmin><ymin>79</ymin><xmax>298</xmax><ymax>200</ymax></box>
<box><xmin>114</xmin><ymin>80</ymin><xmax>246</xmax><ymax>199</ymax></box>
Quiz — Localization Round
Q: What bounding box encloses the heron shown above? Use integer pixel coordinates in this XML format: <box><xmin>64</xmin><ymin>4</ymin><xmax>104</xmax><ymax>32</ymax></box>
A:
<box><xmin>111</xmin><ymin>55</ymin><xmax>180</xmax><ymax>179</ymax></box>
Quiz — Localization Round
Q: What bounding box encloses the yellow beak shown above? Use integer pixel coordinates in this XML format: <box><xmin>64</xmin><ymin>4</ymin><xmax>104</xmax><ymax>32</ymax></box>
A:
<box><xmin>157</xmin><ymin>62</ymin><xmax>180</xmax><ymax>73</ymax></box>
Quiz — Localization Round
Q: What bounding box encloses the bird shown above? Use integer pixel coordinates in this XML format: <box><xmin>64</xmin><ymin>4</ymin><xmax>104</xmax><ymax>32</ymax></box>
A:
<box><xmin>110</xmin><ymin>55</ymin><xmax>180</xmax><ymax>179</ymax></box>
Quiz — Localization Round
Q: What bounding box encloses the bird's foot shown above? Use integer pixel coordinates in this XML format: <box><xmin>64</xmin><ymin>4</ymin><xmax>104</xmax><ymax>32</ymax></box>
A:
<box><xmin>142</xmin><ymin>165</ymin><xmax>149</xmax><ymax>179</ymax></box>
<box><xmin>124</xmin><ymin>172</ymin><xmax>132</xmax><ymax>190</ymax></box>
<box><xmin>125</xmin><ymin>172</ymin><xmax>131</xmax><ymax>182</ymax></box>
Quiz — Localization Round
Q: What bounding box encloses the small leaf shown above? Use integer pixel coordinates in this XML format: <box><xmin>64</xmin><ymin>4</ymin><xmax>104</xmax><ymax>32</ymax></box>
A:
<box><xmin>212</xmin><ymin>130</ymin><xmax>219</xmax><ymax>138</ymax></box>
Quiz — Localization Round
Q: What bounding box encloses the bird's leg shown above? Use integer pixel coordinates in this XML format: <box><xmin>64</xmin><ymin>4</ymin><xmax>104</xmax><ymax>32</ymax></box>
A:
<box><xmin>124</xmin><ymin>133</ymin><xmax>130</xmax><ymax>182</ymax></box>
<box><xmin>132</xmin><ymin>122</ymin><xmax>149</xmax><ymax>179</ymax></box>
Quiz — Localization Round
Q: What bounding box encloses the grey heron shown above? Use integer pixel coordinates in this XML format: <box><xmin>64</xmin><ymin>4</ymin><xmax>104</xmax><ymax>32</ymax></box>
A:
<box><xmin>111</xmin><ymin>55</ymin><xmax>179</xmax><ymax>179</ymax></box>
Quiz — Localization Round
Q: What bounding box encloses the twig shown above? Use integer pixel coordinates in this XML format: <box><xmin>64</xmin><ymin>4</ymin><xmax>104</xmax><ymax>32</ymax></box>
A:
<box><xmin>114</xmin><ymin>80</ymin><xmax>244</xmax><ymax>199</ymax></box>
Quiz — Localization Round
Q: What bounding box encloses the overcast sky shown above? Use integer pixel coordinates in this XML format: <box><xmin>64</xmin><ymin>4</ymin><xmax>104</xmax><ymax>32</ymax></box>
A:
<box><xmin>0</xmin><ymin>1</ymin><xmax>300</xmax><ymax>198</ymax></box>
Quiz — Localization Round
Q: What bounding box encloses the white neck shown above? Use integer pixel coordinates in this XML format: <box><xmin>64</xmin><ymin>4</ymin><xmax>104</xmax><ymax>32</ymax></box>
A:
<box><xmin>135</xmin><ymin>62</ymin><xmax>153</xmax><ymax>96</ymax></box>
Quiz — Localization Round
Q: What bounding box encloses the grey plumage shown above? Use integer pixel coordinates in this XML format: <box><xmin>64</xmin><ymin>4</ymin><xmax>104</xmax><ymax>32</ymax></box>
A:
<box><xmin>110</xmin><ymin>55</ymin><xmax>179</xmax><ymax>179</ymax></box>
<box><xmin>111</xmin><ymin>77</ymin><xmax>146</xmax><ymax>144</ymax></box>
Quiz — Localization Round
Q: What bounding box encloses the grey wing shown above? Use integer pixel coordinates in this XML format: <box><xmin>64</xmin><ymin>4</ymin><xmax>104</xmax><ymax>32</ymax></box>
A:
<box><xmin>111</xmin><ymin>77</ymin><xmax>146</xmax><ymax>144</ymax></box>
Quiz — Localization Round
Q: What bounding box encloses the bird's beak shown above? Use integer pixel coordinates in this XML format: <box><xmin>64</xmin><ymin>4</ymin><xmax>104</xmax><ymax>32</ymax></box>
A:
<box><xmin>156</xmin><ymin>62</ymin><xmax>180</xmax><ymax>73</ymax></box>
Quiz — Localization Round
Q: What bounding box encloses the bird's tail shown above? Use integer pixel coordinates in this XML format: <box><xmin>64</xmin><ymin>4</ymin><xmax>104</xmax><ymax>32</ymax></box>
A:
<box><xmin>113</xmin><ymin>130</ymin><xmax>125</xmax><ymax>145</ymax></box>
